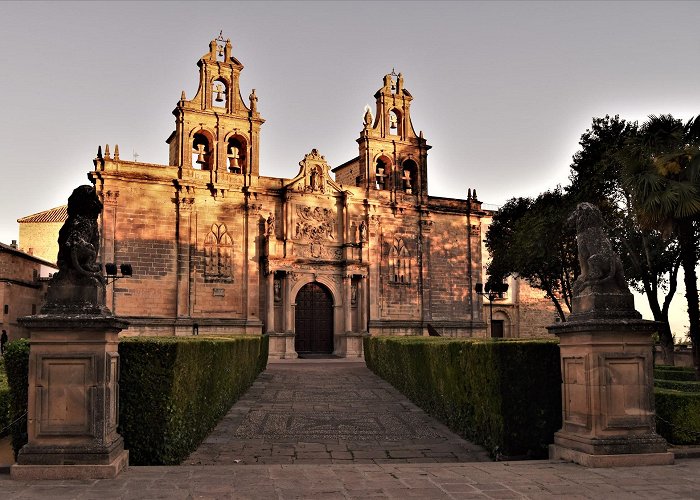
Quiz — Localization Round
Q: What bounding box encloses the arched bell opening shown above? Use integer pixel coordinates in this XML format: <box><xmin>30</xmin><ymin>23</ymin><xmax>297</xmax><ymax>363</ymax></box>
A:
<box><xmin>212</xmin><ymin>78</ymin><xmax>228</xmax><ymax>109</ymax></box>
<box><xmin>375</xmin><ymin>155</ymin><xmax>391</xmax><ymax>190</ymax></box>
<box><xmin>401</xmin><ymin>159</ymin><xmax>418</xmax><ymax>195</ymax></box>
<box><xmin>388</xmin><ymin>108</ymin><xmax>402</xmax><ymax>136</ymax></box>
<box><xmin>226</xmin><ymin>136</ymin><xmax>247</xmax><ymax>174</ymax></box>
<box><xmin>192</xmin><ymin>132</ymin><xmax>213</xmax><ymax>171</ymax></box>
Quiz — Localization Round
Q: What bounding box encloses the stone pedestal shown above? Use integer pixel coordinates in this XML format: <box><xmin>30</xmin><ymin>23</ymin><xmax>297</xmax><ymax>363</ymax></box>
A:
<box><xmin>11</xmin><ymin>315</ymin><xmax>129</xmax><ymax>479</ymax></box>
<box><xmin>267</xmin><ymin>332</ymin><xmax>297</xmax><ymax>359</ymax></box>
<box><xmin>548</xmin><ymin>318</ymin><xmax>673</xmax><ymax>467</ymax></box>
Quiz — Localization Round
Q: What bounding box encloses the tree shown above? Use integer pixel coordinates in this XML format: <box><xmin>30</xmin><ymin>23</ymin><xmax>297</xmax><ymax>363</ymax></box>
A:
<box><xmin>619</xmin><ymin>114</ymin><xmax>700</xmax><ymax>376</ymax></box>
<box><xmin>568</xmin><ymin>115</ymin><xmax>682</xmax><ymax>362</ymax></box>
<box><xmin>486</xmin><ymin>189</ymin><xmax>579</xmax><ymax>322</ymax></box>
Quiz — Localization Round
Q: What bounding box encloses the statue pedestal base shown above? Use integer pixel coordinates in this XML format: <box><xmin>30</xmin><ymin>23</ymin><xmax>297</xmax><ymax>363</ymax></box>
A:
<box><xmin>12</xmin><ymin>314</ymin><xmax>129</xmax><ymax>480</ymax></box>
<box><xmin>547</xmin><ymin>318</ymin><xmax>672</xmax><ymax>467</ymax></box>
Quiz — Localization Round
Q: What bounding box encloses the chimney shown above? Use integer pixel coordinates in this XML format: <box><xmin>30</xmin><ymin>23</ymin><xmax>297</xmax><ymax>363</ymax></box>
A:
<box><xmin>10</xmin><ymin>240</ymin><xmax>17</xmax><ymax>249</ymax></box>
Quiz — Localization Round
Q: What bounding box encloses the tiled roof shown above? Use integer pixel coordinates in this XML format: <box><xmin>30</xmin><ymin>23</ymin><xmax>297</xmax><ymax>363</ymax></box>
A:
<box><xmin>17</xmin><ymin>205</ymin><xmax>68</xmax><ymax>223</ymax></box>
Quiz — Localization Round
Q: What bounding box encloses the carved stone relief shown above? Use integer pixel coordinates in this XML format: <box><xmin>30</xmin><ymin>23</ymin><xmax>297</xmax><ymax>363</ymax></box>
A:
<box><xmin>294</xmin><ymin>205</ymin><xmax>336</xmax><ymax>242</ymax></box>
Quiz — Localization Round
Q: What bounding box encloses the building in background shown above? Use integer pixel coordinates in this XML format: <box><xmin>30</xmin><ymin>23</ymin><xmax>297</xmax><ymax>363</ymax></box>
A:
<box><xmin>0</xmin><ymin>241</ymin><xmax>57</xmax><ymax>341</ymax></box>
<box><xmin>17</xmin><ymin>37</ymin><xmax>554</xmax><ymax>357</ymax></box>
<box><xmin>17</xmin><ymin>205</ymin><xmax>67</xmax><ymax>264</ymax></box>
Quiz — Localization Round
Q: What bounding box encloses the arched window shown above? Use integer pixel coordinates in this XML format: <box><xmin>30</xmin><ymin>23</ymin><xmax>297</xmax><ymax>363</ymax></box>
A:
<box><xmin>375</xmin><ymin>157</ymin><xmax>390</xmax><ymax>190</ymax></box>
<box><xmin>204</xmin><ymin>223</ymin><xmax>233</xmax><ymax>281</ymax></box>
<box><xmin>212</xmin><ymin>79</ymin><xmax>228</xmax><ymax>108</ymax></box>
<box><xmin>401</xmin><ymin>159</ymin><xmax>418</xmax><ymax>194</ymax></box>
<box><xmin>192</xmin><ymin>133</ymin><xmax>212</xmax><ymax>171</ymax></box>
<box><xmin>389</xmin><ymin>238</ymin><xmax>410</xmax><ymax>283</ymax></box>
<box><xmin>227</xmin><ymin>136</ymin><xmax>247</xmax><ymax>174</ymax></box>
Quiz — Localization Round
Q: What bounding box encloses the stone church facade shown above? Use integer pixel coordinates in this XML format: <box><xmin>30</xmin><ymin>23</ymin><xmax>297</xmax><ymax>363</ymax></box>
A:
<box><xmin>70</xmin><ymin>37</ymin><xmax>551</xmax><ymax>357</ymax></box>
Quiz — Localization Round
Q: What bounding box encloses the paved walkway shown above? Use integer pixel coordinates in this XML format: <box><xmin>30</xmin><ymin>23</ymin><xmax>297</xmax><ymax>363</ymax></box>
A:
<box><xmin>2</xmin><ymin>460</ymin><xmax>700</xmax><ymax>498</ymax></box>
<box><xmin>3</xmin><ymin>359</ymin><xmax>700</xmax><ymax>498</ymax></box>
<box><xmin>186</xmin><ymin>359</ymin><xmax>490</xmax><ymax>465</ymax></box>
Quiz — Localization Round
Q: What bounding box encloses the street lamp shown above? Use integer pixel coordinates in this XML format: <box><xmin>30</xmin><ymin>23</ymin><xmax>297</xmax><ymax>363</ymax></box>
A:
<box><xmin>475</xmin><ymin>281</ymin><xmax>509</xmax><ymax>338</ymax></box>
<box><xmin>104</xmin><ymin>262</ymin><xmax>133</xmax><ymax>285</ymax></box>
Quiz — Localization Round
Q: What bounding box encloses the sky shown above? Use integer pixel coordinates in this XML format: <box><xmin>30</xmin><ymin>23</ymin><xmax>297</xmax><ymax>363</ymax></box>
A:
<box><xmin>1</xmin><ymin>1</ymin><xmax>698</xmax><ymax>336</ymax></box>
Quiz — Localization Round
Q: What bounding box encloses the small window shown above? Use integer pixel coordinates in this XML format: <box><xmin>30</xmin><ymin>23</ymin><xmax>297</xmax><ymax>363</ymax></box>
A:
<box><xmin>3</xmin><ymin>305</ymin><xmax>8</xmax><ymax>315</ymax></box>
<box><xmin>32</xmin><ymin>304</ymin><xmax>37</xmax><ymax>315</ymax></box>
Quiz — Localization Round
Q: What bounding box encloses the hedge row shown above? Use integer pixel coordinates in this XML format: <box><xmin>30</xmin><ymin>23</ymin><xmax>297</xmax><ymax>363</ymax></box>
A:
<box><xmin>655</xmin><ymin>388</ymin><xmax>700</xmax><ymax>444</ymax></box>
<box><xmin>655</xmin><ymin>367</ymin><xmax>696</xmax><ymax>381</ymax></box>
<box><xmin>5</xmin><ymin>335</ymin><xmax>268</xmax><ymax>464</ymax></box>
<box><xmin>0</xmin><ymin>357</ymin><xmax>10</xmax><ymax>438</ymax></box>
<box><xmin>4</xmin><ymin>339</ymin><xmax>29</xmax><ymax>456</ymax></box>
<box><xmin>655</xmin><ymin>379</ymin><xmax>700</xmax><ymax>393</ymax></box>
<box><xmin>363</xmin><ymin>336</ymin><xmax>561</xmax><ymax>459</ymax></box>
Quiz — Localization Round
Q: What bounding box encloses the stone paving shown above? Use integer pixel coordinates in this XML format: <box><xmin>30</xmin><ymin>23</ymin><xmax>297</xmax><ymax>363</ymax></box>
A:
<box><xmin>186</xmin><ymin>359</ymin><xmax>490</xmax><ymax>465</ymax></box>
<box><xmin>3</xmin><ymin>358</ymin><xmax>700</xmax><ymax>498</ymax></box>
<box><xmin>2</xmin><ymin>460</ymin><xmax>700</xmax><ymax>498</ymax></box>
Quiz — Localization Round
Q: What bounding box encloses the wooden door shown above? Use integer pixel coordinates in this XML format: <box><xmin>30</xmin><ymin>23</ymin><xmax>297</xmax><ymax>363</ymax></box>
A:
<box><xmin>294</xmin><ymin>282</ymin><xmax>334</xmax><ymax>354</ymax></box>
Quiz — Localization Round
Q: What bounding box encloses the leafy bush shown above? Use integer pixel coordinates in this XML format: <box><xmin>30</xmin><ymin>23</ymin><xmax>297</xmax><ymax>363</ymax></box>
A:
<box><xmin>119</xmin><ymin>335</ymin><xmax>268</xmax><ymax>465</ymax></box>
<box><xmin>4</xmin><ymin>335</ymin><xmax>268</xmax><ymax>465</ymax></box>
<box><xmin>363</xmin><ymin>336</ymin><xmax>561</xmax><ymax>459</ymax></box>
<box><xmin>3</xmin><ymin>339</ymin><xmax>29</xmax><ymax>458</ymax></box>
<box><xmin>655</xmin><ymin>388</ymin><xmax>700</xmax><ymax>444</ymax></box>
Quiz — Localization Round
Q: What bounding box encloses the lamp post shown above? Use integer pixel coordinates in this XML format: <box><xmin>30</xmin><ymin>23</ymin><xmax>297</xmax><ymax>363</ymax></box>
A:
<box><xmin>475</xmin><ymin>281</ymin><xmax>509</xmax><ymax>337</ymax></box>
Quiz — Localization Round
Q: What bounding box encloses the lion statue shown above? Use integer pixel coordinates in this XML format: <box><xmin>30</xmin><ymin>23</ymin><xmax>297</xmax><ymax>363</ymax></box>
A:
<box><xmin>55</xmin><ymin>185</ymin><xmax>104</xmax><ymax>285</ymax></box>
<box><xmin>569</xmin><ymin>202</ymin><xmax>627</xmax><ymax>295</ymax></box>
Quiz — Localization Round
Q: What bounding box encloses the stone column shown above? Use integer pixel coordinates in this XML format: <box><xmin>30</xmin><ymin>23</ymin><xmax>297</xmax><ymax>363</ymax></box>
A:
<box><xmin>359</xmin><ymin>275</ymin><xmax>367</xmax><ymax>333</ymax></box>
<box><xmin>344</xmin><ymin>274</ymin><xmax>352</xmax><ymax>333</ymax></box>
<box><xmin>265</xmin><ymin>271</ymin><xmax>274</xmax><ymax>333</ymax></box>
<box><xmin>176</xmin><ymin>196</ymin><xmax>194</xmax><ymax>321</ymax></box>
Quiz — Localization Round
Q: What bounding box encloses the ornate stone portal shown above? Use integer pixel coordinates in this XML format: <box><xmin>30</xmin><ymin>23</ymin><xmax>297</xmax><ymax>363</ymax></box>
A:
<box><xmin>13</xmin><ymin>185</ymin><xmax>129</xmax><ymax>480</ymax></box>
<box><xmin>548</xmin><ymin>203</ymin><xmax>672</xmax><ymax>467</ymax></box>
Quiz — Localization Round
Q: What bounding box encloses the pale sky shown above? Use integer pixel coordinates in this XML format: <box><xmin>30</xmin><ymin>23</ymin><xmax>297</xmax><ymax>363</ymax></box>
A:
<box><xmin>1</xmin><ymin>1</ymin><xmax>698</xmax><ymax>335</ymax></box>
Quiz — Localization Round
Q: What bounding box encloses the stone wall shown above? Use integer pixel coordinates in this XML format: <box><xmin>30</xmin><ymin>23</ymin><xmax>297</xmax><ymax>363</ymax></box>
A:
<box><xmin>0</xmin><ymin>244</ymin><xmax>56</xmax><ymax>340</ymax></box>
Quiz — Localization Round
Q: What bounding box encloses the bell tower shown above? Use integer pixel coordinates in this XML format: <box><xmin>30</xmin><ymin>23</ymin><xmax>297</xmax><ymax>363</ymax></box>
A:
<box><xmin>355</xmin><ymin>71</ymin><xmax>430</xmax><ymax>199</ymax></box>
<box><xmin>167</xmin><ymin>34</ymin><xmax>264</xmax><ymax>179</ymax></box>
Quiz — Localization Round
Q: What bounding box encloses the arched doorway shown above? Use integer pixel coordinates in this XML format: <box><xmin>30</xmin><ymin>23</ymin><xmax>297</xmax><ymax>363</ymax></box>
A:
<box><xmin>295</xmin><ymin>282</ymin><xmax>334</xmax><ymax>355</ymax></box>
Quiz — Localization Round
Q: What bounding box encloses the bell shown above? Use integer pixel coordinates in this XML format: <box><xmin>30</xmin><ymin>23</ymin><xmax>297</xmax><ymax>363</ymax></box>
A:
<box><xmin>194</xmin><ymin>144</ymin><xmax>206</xmax><ymax>164</ymax></box>
<box><xmin>217</xmin><ymin>45</ymin><xmax>224</xmax><ymax>57</ymax></box>
<box><xmin>214</xmin><ymin>84</ymin><xmax>224</xmax><ymax>103</ymax></box>
<box><xmin>390</xmin><ymin>113</ymin><xmax>397</xmax><ymax>130</ymax></box>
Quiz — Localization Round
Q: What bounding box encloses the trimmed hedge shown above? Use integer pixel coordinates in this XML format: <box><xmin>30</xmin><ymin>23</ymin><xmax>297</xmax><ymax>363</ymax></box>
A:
<box><xmin>655</xmin><ymin>388</ymin><xmax>700</xmax><ymax>444</ymax></box>
<box><xmin>0</xmin><ymin>357</ymin><xmax>10</xmax><ymax>437</ymax></box>
<box><xmin>118</xmin><ymin>335</ymin><xmax>268</xmax><ymax>465</ymax></box>
<box><xmin>364</xmin><ymin>336</ymin><xmax>561</xmax><ymax>459</ymax></box>
<box><xmin>655</xmin><ymin>379</ymin><xmax>700</xmax><ymax>393</ymax></box>
<box><xmin>4</xmin><ymin>334</ymin><xmax>268</xmax><ymax>465</ymax></box>
<box><xmin>655</xmin><ymin>367</ymin><xmax>696</xmax><ymax>381</ymax></box>
<box><xmin>4</xmin><ymin>339</ymin><xmax>29</xmax><ymax>458</ymax></box>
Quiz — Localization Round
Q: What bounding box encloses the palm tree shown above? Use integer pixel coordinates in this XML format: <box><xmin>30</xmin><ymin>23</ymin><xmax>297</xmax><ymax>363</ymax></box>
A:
<box><xmin>619</xmin><ymin>114</ymin><xmax>700</xmax><ymax>376</ymax></box>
